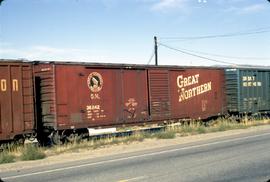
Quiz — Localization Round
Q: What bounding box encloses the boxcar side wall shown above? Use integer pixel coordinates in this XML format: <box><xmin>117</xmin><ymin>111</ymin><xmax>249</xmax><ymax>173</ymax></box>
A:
<box><xmin>148</xmin><ymin>68</ymin><xmax>226</xmax><ymax>120</ymax></box>
<box><xmin>239</xmin><ymin>70</ymin><xmax>270</xmax><ymax>113</ymax></box>
<box><xmin>169</xmin><ymin>69</ymin><xmax>226</xmax><ymax>120</ymax></box>
<box><xmin>55</xmin><ymin>66</ymin><xmax>120</xmax><ymax>128</ymax></box>
<box><xmin>35</xmin><ymin>64</ymin><xmax>150</xmax><ymax>131</ymax></box>
<box><xmin>0</xmin><ymin>62</ymin><xmax>35</xmax><ymax>141</ymax></box>
<box><xmin>225</xmin><ymin>68</ymin><xmax>270</xmax><ymax>114</ymax></box>
<box><xmin>55</xmin><ymin>65</ymin><xmax>150</xmax><ymax>129</ymax></box>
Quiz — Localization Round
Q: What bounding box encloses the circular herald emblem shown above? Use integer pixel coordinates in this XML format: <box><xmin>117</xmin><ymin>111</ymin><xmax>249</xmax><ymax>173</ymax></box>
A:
<box><xmin>87</xmin><ymin>72</ymin><xmax>103</xmax><ymax>92</ymax></box>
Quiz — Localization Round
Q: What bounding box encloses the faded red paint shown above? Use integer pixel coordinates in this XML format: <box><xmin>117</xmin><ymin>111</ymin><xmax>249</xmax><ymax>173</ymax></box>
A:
<box><xmin>34</xmin><ymin>63</ymin><xmax>150</xmax><ymax>130</ymax></box>
<box><xmin>34</xmin><ymin>63</ymin><xmax>227</xmax><ymax>133</ymax></box>
<box><xmin>121</xmin><ymin>70</ymin><xmax>149</xmax><ymax>123</ymax></box>
<box><xmin>169</xmin><ymin>69</ymin><xmax>226</xmax><ymax>119</ymax></box>
<box><xmin>0</xmin><ymin>61</ymin><xmax>35</xmax><ymax>141</ymax></box>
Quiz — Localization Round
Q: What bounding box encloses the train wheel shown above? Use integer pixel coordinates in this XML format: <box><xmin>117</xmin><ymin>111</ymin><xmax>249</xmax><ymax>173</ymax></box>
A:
<box><xmin>12</xmin><ymin>135</ymin><xmax>25</xmax><ymax>146</ymax></box>
<box><xmin>66</xmin><ymin>133</ymin><xmax>82</xmax><ymax>143</ymax></box>
<box><xmin>15</xmin><ymin>138</ymin><xmax>25</xmax><ymax>145</ymax></box>
<box><xmin>51</xmin><ymin>131</ymin><xmax>62</xmax><ymax>145</ymax></box>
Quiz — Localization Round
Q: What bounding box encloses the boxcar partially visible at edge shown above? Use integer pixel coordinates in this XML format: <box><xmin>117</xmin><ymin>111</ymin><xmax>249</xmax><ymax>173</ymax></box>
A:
<box><xmin>0</xmin><ymin>61</ymin><xmax>35</xmax><ymax>142</ymax></box>
<box><xmin>225</xmin><ymin>68</ymin><xmax>270</xmax><ymax>114</ymax></box>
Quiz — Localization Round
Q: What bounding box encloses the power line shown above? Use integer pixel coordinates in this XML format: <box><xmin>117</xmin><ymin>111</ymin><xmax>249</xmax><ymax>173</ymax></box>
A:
<box><xmin>159</xmin><ymin>42</ymin><xmax>237</xmax><ymax>65</ymax></box>
<box><xmin>159</xmin><ymin>27</ymin><xmax>270</xmax><ymax>41</ymax></box>
<box><xmin>161</xmin><ymin>29</ymin><xmax>270</xmax><ymax>40</ymax></box>
<box><xmin>167</xmin><ymin>47</ymin><xmax>270</xmax><ymax>60</ymax></box>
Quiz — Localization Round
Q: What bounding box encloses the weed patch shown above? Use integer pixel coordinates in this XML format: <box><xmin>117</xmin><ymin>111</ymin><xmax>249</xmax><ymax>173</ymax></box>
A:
<box><xmin>196</xmin><ymin>126</ymin><xmax>207</xmax><ymax>134</ymax></box>
<box><xmin>21</xmin><ymin>145</ymin><xmax>46</xmax><ymax>161</ymax></box>
<box><xmin>0</xmin><ymin>152</ymin><xmax>15</xmax><ymax>164</ymax></box>
<box><xmin>154</xmin><ymin>130</ymin><xmax>176</xmax><ymax>139</ymax></box>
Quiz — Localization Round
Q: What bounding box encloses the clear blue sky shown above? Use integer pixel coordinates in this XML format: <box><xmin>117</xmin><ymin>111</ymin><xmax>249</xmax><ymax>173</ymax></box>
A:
<box><xmin>1</xmin><ymin>0</ymin><xmax>270</xmax><ymax>66</ymax></box>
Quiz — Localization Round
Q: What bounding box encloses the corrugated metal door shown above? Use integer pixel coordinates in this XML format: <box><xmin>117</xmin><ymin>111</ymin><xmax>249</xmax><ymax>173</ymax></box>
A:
<box><xmin>225</xmin><ymin>69</ymin><xmax>239</xmax><ymax>113</ymax></box>
<box><xmin>34</xmin><ymin>64</ymin><xmax>56</xmax><ymax>130</ymax></box>
<box><xmin>121</xmin><ymin>70</ymin><xmax>149</xmax><ymax>123</ymax></box>
<box><xmin>148</xmin><ymin>70</ymin><xmax>171</xmax><ymax>119</ymax></box>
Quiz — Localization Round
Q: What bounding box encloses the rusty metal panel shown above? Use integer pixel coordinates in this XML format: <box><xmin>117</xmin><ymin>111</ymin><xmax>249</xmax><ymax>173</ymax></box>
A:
<box><xmin>121</xmin><ymin>70</ymin><xmax>149</xmax><ymax>123</ymax></box>
<box><xmin>36</xmin><ymin>64</ymin><xmax>151</xmax><ymax>130</ymax></box>
<box><xmin>170</xmin><ymin>69</ymin><xmax>226</xmax><ymax>119</ymax></box>
<box><xmin>0</xmin><ymin>62</ymin><xmax>35</xmax><ymax>141</ymax></box>
<box><xmin>54</xmin><ymin>65</ymin><xmax>120</xmax><ymax>128</ymax></box>
<box><xmin>148</xmin><ymin>70</ymin><xmax>171</xmax><ymax>119</ymax></box>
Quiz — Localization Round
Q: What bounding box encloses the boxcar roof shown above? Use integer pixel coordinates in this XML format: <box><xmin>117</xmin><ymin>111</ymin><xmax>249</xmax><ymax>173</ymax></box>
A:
<box><xmin>1</xmin><ymin>59</ymin><xmax>270</xmax><ymax>70</ymax></box>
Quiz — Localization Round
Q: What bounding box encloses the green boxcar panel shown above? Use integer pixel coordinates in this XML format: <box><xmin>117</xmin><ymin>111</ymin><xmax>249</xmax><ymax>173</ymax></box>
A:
<box><xmin>225</xmin><ymin>68</ymin><xmax>270</xmax><ymax>114</ymax></box>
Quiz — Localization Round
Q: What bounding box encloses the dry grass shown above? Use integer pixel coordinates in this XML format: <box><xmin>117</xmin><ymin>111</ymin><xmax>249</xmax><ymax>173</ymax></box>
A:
<box><xmin>48</xmin><ymin>118</ymin><xmax>270</xmax><ymax>155</ymax></box>
<box><xmin>0</xmin><ymin>152</ymin><xmax>15</xmax><ymax>164</ymax></box>
<box><xmin>20</xmin><ymin>145</ymin><xmax>46</xmax><ymax>161</ymax></box>
<box><xmin>46</xmin><ymin>133</ymin><xmax>146</xmax><ymax>156</ymax></box>
<box><xmin>1</xmin><ymin>117</ymin><xmax>269</xmax><ymax>164</ymax></box>
<box><xmin>153</xmin><ymin>130</ymin><xmax>176</xmax><ymax>139</ymax></box>
<box><xmin>170</xmin><ymin>117</ymin><xmax>270</xmax><ymax>136</ymax></box>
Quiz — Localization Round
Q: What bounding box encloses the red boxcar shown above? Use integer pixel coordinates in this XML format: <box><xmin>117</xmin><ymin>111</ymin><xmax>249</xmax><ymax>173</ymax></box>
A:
<box><xmin>34</xmin><ymin>62</ymin><xmax>226</xmax><ymax>136</ymax></box>
<box><xmin>33</xmin><ymin>62</ymin><xmax>150</xmax><ymax>143</ymax></box>
<box><xmin>0</xmin><ymin>61</ymin><xmax>35</xmax><ymax>143</ymax></box>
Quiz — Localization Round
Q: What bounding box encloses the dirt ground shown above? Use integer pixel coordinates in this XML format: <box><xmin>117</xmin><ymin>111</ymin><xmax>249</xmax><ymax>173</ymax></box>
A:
<box><xmin>1</xmin><ymin>124</ymin><xmax>270</xmax><ymax>173</ymax></box>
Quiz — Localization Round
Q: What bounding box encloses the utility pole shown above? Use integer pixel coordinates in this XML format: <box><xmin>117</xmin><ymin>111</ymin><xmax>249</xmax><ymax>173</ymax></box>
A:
<box><xmin>154</xmin><ymin>36</ymin><xmax>158</xmax><ymax>66</ymax></box>
<box><xmin>0</xmin><ymin>0</ymin><xmax>5</xmax><ymax>6</ymax></box>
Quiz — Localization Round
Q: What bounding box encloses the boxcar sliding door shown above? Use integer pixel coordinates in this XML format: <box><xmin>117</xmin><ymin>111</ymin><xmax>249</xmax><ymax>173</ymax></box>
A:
<box><xmin>120</xmin><ymin>69</ymin><xmax>149</xmax><ymax>123</ymax></box>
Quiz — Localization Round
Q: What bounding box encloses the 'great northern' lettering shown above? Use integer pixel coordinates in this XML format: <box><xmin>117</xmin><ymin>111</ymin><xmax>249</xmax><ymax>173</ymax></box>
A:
<box><xmin>177</xmin><ymin>74</ymin><xmax>212</xmax><ymax>102</ymax></box>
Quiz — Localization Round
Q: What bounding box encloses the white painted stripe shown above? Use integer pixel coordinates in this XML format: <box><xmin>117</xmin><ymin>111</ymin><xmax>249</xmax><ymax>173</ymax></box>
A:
<box><xmin>3</xmin><ymin>132</ymin><xmax>270</xmax><ymax>180</ymax></box>
<box><xmin>117</xmin><ymin>176</ymin><xmax>147</xmax><ymax>182</ymax></box>
<box><xmin>88</xmin><ymin>128</ymin><xmax>117</xmax><ymax>136</ymax></box>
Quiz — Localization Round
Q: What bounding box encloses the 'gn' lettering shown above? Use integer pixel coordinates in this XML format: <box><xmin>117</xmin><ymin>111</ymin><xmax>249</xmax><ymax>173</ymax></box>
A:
<box><xmin>0</xmin><ymin>79</ymin><xmax>19</xmax><ymax>92</ymax></box>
